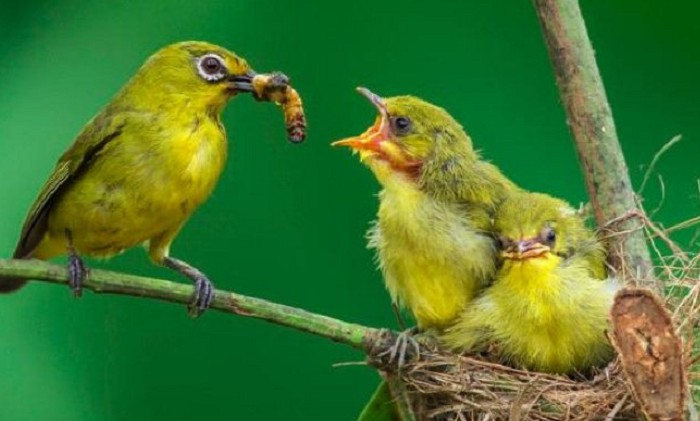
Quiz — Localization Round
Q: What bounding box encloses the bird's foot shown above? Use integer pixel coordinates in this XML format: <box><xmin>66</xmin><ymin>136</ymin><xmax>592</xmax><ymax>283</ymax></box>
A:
<box><xmin>163</xmin><ymin>257</ymin><xmax>215</xmax><ymax>318</ymax></box>
<box><xmin>67</xmin><ymin>250</ymin><xmax>87</xmax><ymax>298</ymax></box>
<box><xmin>188</xmin><ymin>274</ymin><xmax>215</xmax><ymax>317</ymax></box>
<box><xmin>377</xmin><ymin>327</ymin><xmax>421</xmax><ymax>370</ymax></box>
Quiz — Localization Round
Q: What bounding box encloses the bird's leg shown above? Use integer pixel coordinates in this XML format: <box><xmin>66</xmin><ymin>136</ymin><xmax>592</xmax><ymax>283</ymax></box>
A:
<box><xmin>65</xmin><ymin>229</ymin><xmax>87</xmax><ymax>297</ymax></box>
<box><xmin>392</xmin><ymin>302</ymin><xmax>407</xmax><ymax>331</ymax></box>
<box><xmin>163</xmin><ymin>257</ymin><xmax>215</xmax><ymax>317</ymax></box>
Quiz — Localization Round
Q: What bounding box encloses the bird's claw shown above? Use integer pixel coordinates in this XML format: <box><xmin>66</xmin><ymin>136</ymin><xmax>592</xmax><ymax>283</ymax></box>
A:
<box><xmin>378</xmin><ymin>329</ymin><xmax>421</xmax><ymax>370</ymax></box>
<box><xmin>187</xmin><ymin>275</ymin><xmax>215</xmax><ymax>318</ymax></box>
<box><xmin>163</xmin><ymin>257</ymin><xmax>216</xmax><ymax>318</ymax></box>
<box><xmin>67</xmin><ymin>251</ymin><xmax>87</xmax><ymax>298</ymax></box>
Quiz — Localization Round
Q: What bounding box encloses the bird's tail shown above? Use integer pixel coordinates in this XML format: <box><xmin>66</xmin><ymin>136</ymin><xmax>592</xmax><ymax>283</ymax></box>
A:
<box><xmin>0</xmin><ymin>276</ymin><xmax>27</xmax><ymax>293</ymax></box>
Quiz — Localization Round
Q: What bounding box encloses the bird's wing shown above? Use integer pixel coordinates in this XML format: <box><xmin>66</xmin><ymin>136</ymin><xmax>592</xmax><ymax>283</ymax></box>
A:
<box><xmin>13</xmin><ymin>112</ymin><xmax>126</xmax><ymax>258</ymax></box>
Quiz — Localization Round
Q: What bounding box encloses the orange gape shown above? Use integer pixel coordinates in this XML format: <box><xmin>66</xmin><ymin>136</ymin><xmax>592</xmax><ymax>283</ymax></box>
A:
<box><xmin>252</xmin><ymin>73</ymin><xmax>307</xmax><ymax>143</ymax></box>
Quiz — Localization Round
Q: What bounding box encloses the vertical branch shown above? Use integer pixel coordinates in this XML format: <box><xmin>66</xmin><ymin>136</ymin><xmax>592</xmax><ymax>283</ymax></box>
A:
<box><xmin>532</xmin><ymin>0</ymin><xmax>657</xmax><ymax>290</ymax></box>
<box><xmin>533</xmin><ymin>2</ymin><xmax>694</xmax><ymax>419</ymax></box>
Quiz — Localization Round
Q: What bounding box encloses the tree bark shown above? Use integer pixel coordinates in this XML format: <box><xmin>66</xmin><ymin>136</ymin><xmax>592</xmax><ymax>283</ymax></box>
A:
<box><xmin>533</xmin><ymin>0</ymin><xmax>656</xmax><ymax>289</ymax></box>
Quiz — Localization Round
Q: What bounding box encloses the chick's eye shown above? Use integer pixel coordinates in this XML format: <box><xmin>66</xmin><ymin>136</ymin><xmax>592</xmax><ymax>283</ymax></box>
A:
<box><xmin>393</xmin><ymin>116</ymin><xmax>412</xmax><ymax>135</ymax></box>
<box><xmin>197</xmin><ymin>54</ymin><xmax>226</xmax><ymax>81</ymax></box>
<box><xmin>543</xmin><ymin>227</ymin><xmax>557</xmax><ymax>245</ymax></box>
<box><xmin>494</xmin><ymin>235</ymin><xmax>508</xmax><ymax>250</ymax></box>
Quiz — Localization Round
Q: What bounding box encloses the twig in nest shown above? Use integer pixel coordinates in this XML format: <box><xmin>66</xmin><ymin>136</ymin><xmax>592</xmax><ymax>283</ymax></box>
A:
<box><xmin>638</xmin><ymin>134</ymin><xmax>682</xmax><ymax>195</ymax></box>
<box><xmin>649</xmin><ymin>174</ymin><xmax>666</xmax><ymax>218</ymax></box>
<box><xmin>602</xmin><ymin>207</ymin><xmax>690</xmax><ymax>262</ymax></box>
<box><xmin>604</xmin><ymin>394</ymin><xmax>629</xmax><ymax>421</ymax></box>
<box><xmin>664</xmin><ymin>214</ymin><xmax>700</xmax><ymax>236</ymax></box>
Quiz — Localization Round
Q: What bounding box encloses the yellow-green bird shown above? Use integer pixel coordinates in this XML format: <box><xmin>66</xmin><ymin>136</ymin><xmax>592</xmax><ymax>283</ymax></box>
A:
<box><xmin>0</xmin><ymin>41</ymin><xmax>296</xmax><ymax>316</ymax></box>
<box><xmin>442</xmin><ymin>191</ymin><xmax>617</xmax><ymax>374</ymax></box>
<box><xmin>333</xmin><ymin>88</ymin><xmax>518</xmax><ymax>330</ymax></box>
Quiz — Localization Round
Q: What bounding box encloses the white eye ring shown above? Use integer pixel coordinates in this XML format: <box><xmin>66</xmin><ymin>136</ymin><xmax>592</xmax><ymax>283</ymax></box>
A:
<box><xmin>196</xmin><ymin>54</ymin><xmax>227</xmax><ymax>82</ymax></box>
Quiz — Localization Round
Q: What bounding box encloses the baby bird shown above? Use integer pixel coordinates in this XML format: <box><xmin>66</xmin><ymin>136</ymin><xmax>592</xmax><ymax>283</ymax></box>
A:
<box><xmin>334</xmin><ymin>88</ymin><xmax>518</xmax><ymax>330</ymax></box>
<box><xmin>442</xmin><ymin>191</ymin><xmax>617</xmax><ymax>374</ymax></box>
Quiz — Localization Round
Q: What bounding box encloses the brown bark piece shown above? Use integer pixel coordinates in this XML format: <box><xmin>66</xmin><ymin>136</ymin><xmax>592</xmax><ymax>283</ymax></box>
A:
<box><xmin>609</xmin><ymin>288</ymin><xmax>686</xmax><ymax>421</ymax></box>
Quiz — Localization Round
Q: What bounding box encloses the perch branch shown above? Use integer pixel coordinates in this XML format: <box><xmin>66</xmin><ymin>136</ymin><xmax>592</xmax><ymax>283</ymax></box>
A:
<box><xmin>533</xmin><ymin>0</ymin><xmax>656</xmax><ymax>289</ymax></box>
<box><xmin>0</xmin><ymin>258</ymin><xmax>390</xmax><ymax>351</ymax></box>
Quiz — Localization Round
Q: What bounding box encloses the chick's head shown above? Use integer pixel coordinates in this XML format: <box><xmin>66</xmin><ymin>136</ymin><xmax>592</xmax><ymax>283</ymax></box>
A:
<box><xmin>494</xmin><ymin>192</ymin><xmax>601</xmax><ymax>268</ymax></box>
<box><xmin>333</xmin><ymin>88</ymin><xmax>475</xmax><ymax>185</ymax></box>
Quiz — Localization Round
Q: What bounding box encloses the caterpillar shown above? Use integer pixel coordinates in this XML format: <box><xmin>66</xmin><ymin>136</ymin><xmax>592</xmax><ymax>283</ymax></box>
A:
<box><xmin>252</xmin><ymin>72</ymin><xmax>307</xmax><ymax>143</ymax></box>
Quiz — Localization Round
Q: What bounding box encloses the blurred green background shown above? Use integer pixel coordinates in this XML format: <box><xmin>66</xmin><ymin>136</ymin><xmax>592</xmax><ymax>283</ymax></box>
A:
<box><xmin>0</xmin><ymin>1</ymin><xmax>698</xmax><ymax>420</ymax></box>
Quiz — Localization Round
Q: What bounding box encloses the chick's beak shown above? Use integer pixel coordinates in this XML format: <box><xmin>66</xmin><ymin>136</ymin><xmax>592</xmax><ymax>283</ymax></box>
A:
<box><xmin>331</xmin><ymin>87</ymin><xmax>391</xmax><ymax>154</ymax></box>
<box><xmin>331</xmin><ymin>116</ymin><xmax>388</xmax><ymax>154</ymax></box>
<box><xmin>227</xmin><ymin>69</ymin><xmax>258</xmax><ymax>93</ymax></box>
<box><xmin>501</xmin><ymin>239</ymin><xmax>551</xmax><ymax>260</ymax></box>
<box><xmin>357</xmin><ymin>87</ymin><xmax>390</xmax><ymax>120</ymax></box>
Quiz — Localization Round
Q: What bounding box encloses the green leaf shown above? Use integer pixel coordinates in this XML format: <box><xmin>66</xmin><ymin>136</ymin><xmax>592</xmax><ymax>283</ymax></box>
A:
<box><xmin>357</xmin><ymin>380</ymin><xmax>400</xmax><ymax>421</ymax></box>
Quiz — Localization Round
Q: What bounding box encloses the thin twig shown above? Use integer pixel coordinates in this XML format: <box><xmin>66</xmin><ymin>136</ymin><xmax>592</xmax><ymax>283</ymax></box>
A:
<box><xmin>649</xmin><ymin>174</ymin><xmax>666</xmax><ymax>218</ymax></box>
<box><xmin>0</xmin><ymin>258</ymin><xmax>386</xmax><ymax>351</ymax></box>
<box><xmin>638</xmin><ymin>134</ymin><xmax>683</xmax><ymax>195</ymax></box>
<box><xmin>601</xmin><ymin>208</ymin><xmax>689</xmax><ymax>262</ymax></box>
<box><xmin>664</xmin><ymin>215</ymin><xmax>700</xmax><ymax>236</ymax></box>
<box><xmin>604</xmin><ymin>394</ymin><xmax>628</xmax><ymax>421</ymax></box>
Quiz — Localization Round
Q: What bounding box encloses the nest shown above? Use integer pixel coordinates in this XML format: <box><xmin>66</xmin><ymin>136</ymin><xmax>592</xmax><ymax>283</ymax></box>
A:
<box><xmin>369</xmin><ymin>213</ymin><xmax>700</xmax><ymax>421</ymax></box>
<box><xmin>398</xmin><ymin>356</ymin><xmax>634</xmax><ymax>420</ymax></box>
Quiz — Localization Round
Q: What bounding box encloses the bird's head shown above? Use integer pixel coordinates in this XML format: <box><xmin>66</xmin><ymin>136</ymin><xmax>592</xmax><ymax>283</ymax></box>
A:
<box><xmin>332</xmin><ymin>88</ymin><xmax>476</xmax><ymax>186</ymax></box>
<box><xmin>494</xmin><ymin>192</ymin><xmax>598</xmax><ymax>270</ymax></box>
<box><xmin>124</xmin><ymin>41</ymin><xmax>257</xmax><ymax>112</ymax></box>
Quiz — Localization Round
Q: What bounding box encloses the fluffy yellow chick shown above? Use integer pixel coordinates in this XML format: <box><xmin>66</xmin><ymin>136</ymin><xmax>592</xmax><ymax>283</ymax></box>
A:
<box><xmin>442</xmin><ymin>191</ymin><xmax>617</xmax><ymax>374</ymax></box>
<box><xmin>334</xmin><ymin>88</ymin><xmax>518</xmax><ymax>330</ymax></box>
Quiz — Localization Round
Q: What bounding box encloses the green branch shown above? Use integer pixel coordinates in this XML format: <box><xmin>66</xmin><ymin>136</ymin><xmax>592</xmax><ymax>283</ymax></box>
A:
<box><xmin>0</xmin><ymin>258</ymin><xmax>386</xmax><ymax>350</ymax></box>
<box><xmin>533</xmin><ymin>0</ymin><xmax>656</xmax><ymax>290</ymax></box>
<box><xmin>1</xmin><ymin>257</ymin><xmax>417</xmax><ymax>419</ymax></box>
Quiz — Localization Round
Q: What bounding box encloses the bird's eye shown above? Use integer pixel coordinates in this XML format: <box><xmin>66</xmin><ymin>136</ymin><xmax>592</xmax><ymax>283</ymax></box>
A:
<box><xmin>202</xmin><ymin>57</ymin><xmax>222</xmax><ymax>73</ymax></box>
<box><xmin>494</xmin><ymin>235</ymin><xmax>508</xmax><ymax>250</ymax></box>
<box><xmin>392</xmin><ymin>116</ymin><xmax>412</xmax><ymax>135</ymax></box>
<box><xmin>542</xmin><ymin>227</ymin><xmax>557</xmax><ymax>246</ymax></box>
<box><xmin>197</xmin><ymin>54</ymin><xmax>227</xmax><ymax>82</ymax></box>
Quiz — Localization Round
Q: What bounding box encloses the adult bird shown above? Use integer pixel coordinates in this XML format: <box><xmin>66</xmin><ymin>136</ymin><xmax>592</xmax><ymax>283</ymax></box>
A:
<box><xmin>333</xmin><ymin>88</ymin><xmax>518</xmax><ymax>331</ymax></box>
<box><xmin>0</xmin><ymin>41</ymin><xmax>294</xmax><ymax>316</ymax></box>
<box><xmin>442</xmin><ymin>191</ymin><xmax>617</xmax><ymax>374</ymax></box>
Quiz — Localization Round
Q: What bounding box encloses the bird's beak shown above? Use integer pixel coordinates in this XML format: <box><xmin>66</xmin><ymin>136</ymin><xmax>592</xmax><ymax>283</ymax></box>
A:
<box><xmin>227</xmin><ymin>69</ymin><xmax>258</xmax><ymax>93</ymax></box>
<box><xmin>357</xmin><ymin>87</ymin><xmax>390</xmax><ymax>120</ymax></box>
<box><xmin>501</xmin><ymin>239</ymin><xmax>551</xmax><ymax>260</ymax></box>
<box><xmin>331</xmin><ymin>87</ymin><xmax>391</xmax><ymax>154</ymax></box>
